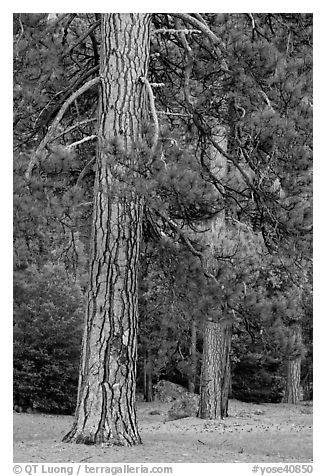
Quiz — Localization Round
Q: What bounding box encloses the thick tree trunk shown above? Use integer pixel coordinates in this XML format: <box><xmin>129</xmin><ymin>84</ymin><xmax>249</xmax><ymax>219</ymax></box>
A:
<box><xmin>199</xmin><ymin>318</ymin><xmax>232</xmax><ymax>419</ymax></box>
<box><xmin>63</xmin><ymin>13</ymin><xmax>151</xmax><ymax>446</ymax></box>
<box><xmin>188</xmin><ymin>318</ymin><xmax>197</xmax><ymax>393</ymax></box>
<box><xmin>284</xmin><ymin>324</ymin><xmax>302</xmax><ymax>404</ymax></box>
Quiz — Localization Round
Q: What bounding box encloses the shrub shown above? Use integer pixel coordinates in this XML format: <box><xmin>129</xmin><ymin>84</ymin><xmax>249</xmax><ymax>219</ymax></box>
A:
<box><xmin>13</xmin><ymin>264</ymin><xmax>84</xmax><ymax>414</ymax></box>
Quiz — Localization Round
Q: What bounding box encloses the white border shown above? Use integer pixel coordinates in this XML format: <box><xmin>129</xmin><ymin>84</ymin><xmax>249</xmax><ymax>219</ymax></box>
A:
<box><xmin>5</xmin><ymin>5</ymin><xmax>322</xmax><ymax>474</ymax></box>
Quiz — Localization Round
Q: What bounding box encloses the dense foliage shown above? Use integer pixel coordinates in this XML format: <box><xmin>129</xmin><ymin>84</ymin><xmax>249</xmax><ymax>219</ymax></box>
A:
<box><xmin>13</xmin><ymin>13</ymin><xmax>312</xmax><ymax>412</ymax></box>
<box><xmin>13</xmin><ymin>264</ymin><xmax>84</xmax><ymax>413</ymax></box>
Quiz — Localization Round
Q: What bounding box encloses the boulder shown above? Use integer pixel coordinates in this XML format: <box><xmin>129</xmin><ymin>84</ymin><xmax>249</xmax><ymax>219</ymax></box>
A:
<box><xmin>166</xmin><ymin>392</ymin><xmax>200</xmax><ymax>421</ymax></box>
<box><xmin>149</xmin><ymin>410</ymin><xmax>161</xmax><ymax>415</ymax></box>
<box><xmin>154</xmin><ymin>380</ymin><xmax>188</xmax><ymax>403</ymax></box>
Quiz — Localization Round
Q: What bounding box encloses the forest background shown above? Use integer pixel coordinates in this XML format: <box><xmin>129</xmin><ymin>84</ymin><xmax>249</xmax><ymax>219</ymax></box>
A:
<box><xmin>3</xmin><ymin>0</ymin><xmax>318</xmax><ymax>458</ymax></box>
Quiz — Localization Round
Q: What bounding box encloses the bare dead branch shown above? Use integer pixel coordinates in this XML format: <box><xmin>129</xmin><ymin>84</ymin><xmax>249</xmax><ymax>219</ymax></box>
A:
<box><xmin>26</xmin><ymin>77</ymin><xmax>100</xmax><ymax>180</ymax></box>
<box><xmin>286</xmin><ymin>31</ymin><xmax>292</xmax><ymax>55</ymax></box>
<box><xmin>234</xmin><ymin>101</ymin><xmax>246</xmax><ymax>119</ymax></box>
<box><xmin>33</xmin><ymin>93</ymin><xmax>64</xmax><ymax>130</ymax></box>
<box><xmin>171</xmin><ymin>13</ymin><xmax>232</xmax><ymax>78</ymax></box>
<box><xmin>76</xmin><ymin>157</ymin><xmax>96</xmax><ymax>187</ymax></box>
<box><xmin>66</xmin><ymin>135</ymin><xmax>97</xmax><ymax>149</ymax></box>
<box><xmin>248</xmin><ymin>13</ymin><xmax>256</xmax><ymax>30</ymax></box>
<box><xmin>170</xmin><ymin>13</ymin><xmax>226</xmax><ymax>63</ymax></box>
<box><xmin>192</xmin><ymin>13</ymin><xmax>208</xmax><ymax>25</ymax></box>
<box><xmin>15</xmin><ymin>14</ymin><xmax>24</xmax><ymax>59</ymax></box>
<box><xmin>150</xmin><ymin>83</ymin><xmax>165</xmax><ymax>88</ymax></box>
<box><xmin>139</xmin><ymin>76</ymin><xmax>159</xmax><ymax>155</ymax></box>
<box><xmin>174</xmin><ymin>17</ymin><xmax>194</xmax><ymax>109</ymax></box>
<box><xmin>76</xmin><ymin>201</ymin><xmax>93</xmax><ymax>207</ymax></box>
<box><xmin>154</xmin><ymin>28</ymin><xmax>201</xmax><ymax>35</ymax></box>
<box><xmin>53</xmin><ymin>117</ymin><xmax>97</xmax><ymax>141</ymax></box>
<box><xmin>157</xmin><ymin>111</ymin><xmax>191</xmax><ymax>117</ymax></box>
<box><xmin>32</xmin><ymin>65</ymin><xmax>99</xmax><ymax>133</ymax></box>
<box><xmin>259</xmin><ymin>90</ymin><xmax>274</xmax><ymax>111</ymax></box>
<box><xmin>171</xmin><ymin>13</ymin><xmax>220</xmax><ymax>45</ymax></box>
<box><xmin>62</xmin><ymin>14</ymin><xmax>78</xmax><ymax>45</ymax></box>
<box><xmin>209</xmin><ymin>136</ymin><xmax>255</xmax><ymax>191</ymax></box>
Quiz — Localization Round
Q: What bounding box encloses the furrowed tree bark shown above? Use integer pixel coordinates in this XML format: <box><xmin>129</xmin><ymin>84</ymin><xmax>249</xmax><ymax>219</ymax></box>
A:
<box><xmin>284</xmin><ymin>323</ymin><xmax>302</xmax><ymax>404</ymax></box>
<box><xmin>63</xmin><ymin>13</ymin><xmax>151</xmax><ymax>446</ymax></box>
<box><xmin>200</xmin><ymin>317</ymin><xmax>232</xmax><ymax>418</ymax></box>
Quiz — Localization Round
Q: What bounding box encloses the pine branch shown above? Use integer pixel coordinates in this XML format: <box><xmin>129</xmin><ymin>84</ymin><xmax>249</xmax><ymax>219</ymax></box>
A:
<box><xmin>26</xmin><ymin>77</ymin><xmax>100</xmax><ymax>180</ymax></box>
<box><xmin>193</xmin><ymin>113</ymin><xmax>256</xmax><ymax>192</ymax></box>
<box><xmin>153</xmin><ymin>207</ymin><xmax>219</xmax><ymax>284</ymax></box>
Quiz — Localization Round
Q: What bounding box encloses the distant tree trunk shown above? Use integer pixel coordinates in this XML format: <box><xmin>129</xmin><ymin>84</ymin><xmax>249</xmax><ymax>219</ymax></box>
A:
<box><xmin>63</xmin><ymin>13</ymin><xmax>151</xmax><ymax>446</ymax></box>
<box><xmin>188</xmin><ymin>318</ymin><xmax>197</xmax><ymax>393</ymax></box>
<box><xmin>198</xmin><ymin>125</ymin><xmax>234</xmax><ymax>419</ymax></box>
<box><xmin>284</xmin><ymin>324</ymin><xmax>302</xmax><ymax>404</ymax></box>
<box><xmin>285</xmin><ymin>359</ymin><xmax>301</xmax><ymax>404</ymax></box>
<box><xmin>199</xmin><ymin>317</ymin><xmax>232</xmax><ymax>418</ymax></box>
<box><xmin>144</xmin><ymin>349</ymin><xmax>153</xmax><ymax>402</ymax></box>
<box><xmin>143</xmin><ymin>353</ymin><xmax>147</xmax><ymax>401</ymax></box>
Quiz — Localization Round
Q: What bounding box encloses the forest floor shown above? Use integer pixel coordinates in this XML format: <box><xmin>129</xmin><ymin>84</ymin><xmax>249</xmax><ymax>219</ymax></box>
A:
<box><xmin>13</xmin><ymin>399</ymin><xmax>313</xmax><ymax>463</ymax></box>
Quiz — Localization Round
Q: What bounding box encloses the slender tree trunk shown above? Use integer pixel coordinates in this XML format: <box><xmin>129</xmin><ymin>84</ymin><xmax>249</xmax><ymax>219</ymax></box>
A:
<box><xmin>199</xmin><ymin>318</ymin><xmax>232</xmax><ymax>418</ymax></box>
<box><xmin>143</xmin><ymin>353</ymin><xmax>147</xmax><ymax>401</ymax></box>
<box><xmin>143</xmin><ymin>349</ymin><xmax>153</xmax><ymax>402</ymax></box>
<box><xmin>63</xmin><ymin>13</ymin><xmax>151</xmax><ymax>446</ymax></box>
<box><xmin>284</xmin><ymin>324</ymin><xmax>302</xmax><ymax>404</ymax></box>
<box><xmin>188</xmin><ymin>318</ymin><xmax>197</xmax><ymax>393</ymax></box>
<box><xmin>144</xmin><ymin>349</ymin><xmax>153</xmax><ymax>402</ymax></box>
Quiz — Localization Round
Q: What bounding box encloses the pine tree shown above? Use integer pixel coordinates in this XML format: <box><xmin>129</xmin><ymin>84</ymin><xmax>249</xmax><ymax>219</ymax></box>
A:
<box><xmin>62</xmin><ymin>14</ymin><xmax>151</xmax><ymax>446</ymax></box>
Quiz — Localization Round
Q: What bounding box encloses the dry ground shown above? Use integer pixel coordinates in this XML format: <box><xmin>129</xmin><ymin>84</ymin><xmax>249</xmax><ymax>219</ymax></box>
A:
<box><xmin>13</xmin><ymin>399</ymin><xmax>312</xmax><ymax>463</ymax></box>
